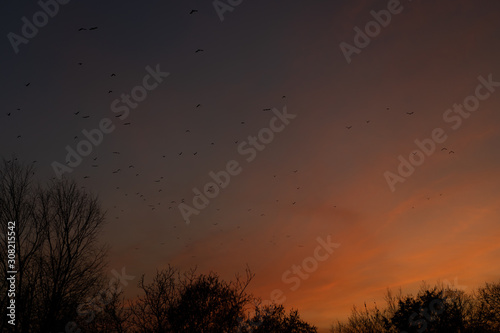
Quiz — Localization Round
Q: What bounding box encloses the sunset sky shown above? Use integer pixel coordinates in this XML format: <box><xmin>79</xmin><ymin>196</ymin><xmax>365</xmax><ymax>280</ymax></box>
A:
<box><xmin>1</xmin><ymin>0</ymin><xmax>500</xmax><ymax>331</ymax></box>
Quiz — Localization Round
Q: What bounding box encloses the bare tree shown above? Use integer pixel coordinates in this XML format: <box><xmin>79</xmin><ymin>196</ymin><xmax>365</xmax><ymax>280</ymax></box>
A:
<box><xmin>167</xmin><ymin>268</ymin><xmax>254</xmax><ymax>332</ymax></box>
<box><xmin>242</xmin><ymin>303</ymin><xmax>318</xmax><ymax>333</ymax></box>
<box><xmin>0</xmin><ymin>157</ymin><xmax>46</xmax><ymax>332</ymax></box>
<box><xmin>130</xmin><ymin>265</ymin><xmax>181</xmax><ymax>333</ymax></box>
<box><xmin>473</xmin><ymin>281</ymin><xmax>500</xmax><ymax>331</ymax></box>
<box><xmin>77</xmin><ymin>279</ymin><xmax>132</xmax><ymax>333</ymax></box>
<box><xmin>0</xmin><ymin>157</ymin><xmax>109</xmax><ymax>332</ymax></box>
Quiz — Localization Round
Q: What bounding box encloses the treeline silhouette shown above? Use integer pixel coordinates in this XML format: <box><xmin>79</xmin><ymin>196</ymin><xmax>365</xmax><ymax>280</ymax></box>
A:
<box><xmin>2</xmin><ymin>157</ymin><xmax>499</xmax><ymax>332</ymax></box>
<box><xmin>0</xmin><ymin>157</ymin><xmax>317</xmax><ymax>332</ymax></box>
<box><xmin>330</xmin><ymin>280</ymin><xmax>500</xmax><ymax>332</ymax></box>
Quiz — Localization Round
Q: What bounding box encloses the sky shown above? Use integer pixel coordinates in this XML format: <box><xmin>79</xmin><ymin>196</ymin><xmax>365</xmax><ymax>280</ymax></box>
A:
<box><xmin>1</xmin><ymin>0</ymin><xmax>500</xmax><ymax>331</ymax></box>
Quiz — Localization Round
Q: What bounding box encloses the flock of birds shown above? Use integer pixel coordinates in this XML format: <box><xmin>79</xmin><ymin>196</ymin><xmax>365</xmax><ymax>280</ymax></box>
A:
<box><xmin>4</xmin><ymin>7</ymin><xmax>458</xmax><ymax>253</ymax></box>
